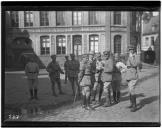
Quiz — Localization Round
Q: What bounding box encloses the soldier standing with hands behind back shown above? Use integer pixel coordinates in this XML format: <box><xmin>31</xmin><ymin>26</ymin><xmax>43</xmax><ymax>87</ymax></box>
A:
<box><xmin>46</xmin><ymin>55</ymin><xmax>64</xmax><ymax>97</ymax></box>
<box><xmin>25</xmin><ymin>57</ymin><xmax>39</xmax><ymax>100</ymax></box>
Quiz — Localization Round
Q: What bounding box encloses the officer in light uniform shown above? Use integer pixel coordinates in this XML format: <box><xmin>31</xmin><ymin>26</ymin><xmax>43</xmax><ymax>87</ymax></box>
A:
<box><xmin>68</xmin><ymin>54</ymin><xmax>80</xmax><ymax>96</ymax></box>
<box><xmin>92</xmin><ymin>52</ymin><xmax>104</xmax><ymax>103</ymax></box>
<box><xmin>46</xmin><ymin>55</ymin><xmax>64</xmax><ymax>97</ymax></box>
<box><xmin>126</xmin><ymin>45</ymin><xmax>140</xmax><ymax>112</ymax></box>
<box><xmin>101</xmin><ymin>51</ymin><xmax>114</xmax><ymax>107</ymax></box>
<box><xmin>64</xmin><ymin>55</ymin><xmax>70</xmax><ymax>84</ymax></box>
<box><xmin>78</xmin><ymin>54</ymin><xmax>93</xmax><ymax>110</ymax></box>
<box><xmin>25</xmin><ymin>57</ymin><xmax>39</xmax><ymax>100</ymax></box>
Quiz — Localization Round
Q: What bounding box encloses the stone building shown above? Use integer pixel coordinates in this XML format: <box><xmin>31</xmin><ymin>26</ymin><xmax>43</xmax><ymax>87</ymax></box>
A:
<box><xmin>5</xmin><ymin>11</ymin><xmax>136</xmax><ymax>68</ymax></box>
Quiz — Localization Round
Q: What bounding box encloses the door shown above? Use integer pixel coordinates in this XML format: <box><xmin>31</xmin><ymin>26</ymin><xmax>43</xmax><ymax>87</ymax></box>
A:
<box><xmin>73</xmin><ymin>35</ymin><xmax>82</xmax><ymax>56</ymax></box>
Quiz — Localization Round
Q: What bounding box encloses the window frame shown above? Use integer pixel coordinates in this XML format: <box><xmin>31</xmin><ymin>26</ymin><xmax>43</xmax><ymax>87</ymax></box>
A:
<box><xmin>89</xmin><ymin>11</ymin><xmax>98</xmax><ymax>25</ymax></box>
<box><xmin>56</xmin><ymin>11</ymin><xmax>65</xmax><ymax>26</ymax></box>
<box><xmin>89</xmin><ymin>35</ymin><xmax>99</xmax><ymax>53</ymax></box>
<box><xmin>56</xmin><ymin>35</ymin><xmax>66</xmax><ymax>55</ymax></box>
<box><xmin>114</xmin><ymin>35</ymin><xmax>121</xmax><ymax>54</ymax></box>
<box><xmin>40</xmin><ymin>36</ymin><xmax>50</xmax><ymax>56</ymax></box>
<box><xmin>72</xmin><ymin>11</ymin><xmax>82</xmax><ymax>26</ymax></box>
<box><xmin>113</xmin><ymin>11</ymin><xmax>121</xmax><ymax>25</ymax></box>
<box><xmin>10</xmin><ymin>11</ymin><xmax>19</xmax><ymax>27</ymax></box>
<box><xmin>40</xmin><ymin>11</ymin><xmax>49</xmax><ymax>26</ymax></box>
<box><xmin>24</xmin><ymin>11</ymin><xmax>33</xmax><ymax>27</ymax></box>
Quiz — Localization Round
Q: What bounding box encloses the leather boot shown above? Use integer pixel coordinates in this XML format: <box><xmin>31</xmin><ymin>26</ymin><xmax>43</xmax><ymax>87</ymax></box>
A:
<box><xmin>131</xmin><ymin>95</ymin><xmax>137</xmax><ymax>112</ymax></box>
<box><xmin>113</xmin><ymin>91</ymin><xmax>117</xmax><ymax>103</ymax></box>
<box><xmin>58</xmin><ymin>82</ymin><xmax>64</xmax><ymax>95</ymax></box>
<box><xmin>86</xmin><ymin>96</ymin><xmax>92</xmax><ymax>110</ymax></box>
<box><xmin>34</xmin><ymin>89</ymin><xmax>38</xmax><ymax>100</ymax></box>
<box><xmin>92</xmin><ymin>90</ymin><xmax>97</xmax><ymax>102</ymax></box>
<box><xmin>82</xmin><ymin>95</ymin><xmax>86</xmax><ymax>108</ymax></box>
<box><xmin>127</xmin><ymin>94</ymin><xmax>133</xmax><ymax>108</ymax></box>
<box><xmin>52</xmin><ymin>86</ymin><xmax>57</xmax><ymax>97</ymax></box>
<box><xmin>103</xmin><ymin>92</ymin><xmax>111</xmax><ymax>107</ymax></box>
<box><xmin>117</xmin><ymin>91</ymin><xmax>120</xmax><ymax>103</ymax></box>
<box><xmin>29</xmin><ymin>89</ymin><xmax>34</xmax><ymax>100</ymax></box>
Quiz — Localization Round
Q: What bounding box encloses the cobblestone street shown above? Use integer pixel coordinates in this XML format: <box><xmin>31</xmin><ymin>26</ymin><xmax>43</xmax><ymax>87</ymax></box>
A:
<box><xmin>5</xmin><ymin>64</ymin><xmax>160</xmax><ymax>122</ymax></box>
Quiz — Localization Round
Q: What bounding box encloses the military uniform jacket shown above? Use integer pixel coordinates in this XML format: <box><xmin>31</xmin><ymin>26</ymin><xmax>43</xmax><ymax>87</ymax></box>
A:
<box><xmin>46</xmin><ymin>61</ymin><xmax>63</xmax><ymax>79</ymax></box>
<box><xmin>64</xmin><ymin>60</ymin><xmax>70</xmax><ymax>71</ymax></box>
<box><xmin>101</xmin><ymin>58</ymin><xmax>113</xmax><ymax>82</ymax></box>
<box><xmin>25</xmin><ymin>62</ymin><xmax>39</xmax><ymax>79</ymax></box>
<box><xmin>78</xmin><ymin>60</ymin><xmax>92</xmax><ymax>86</ymax></box>
<box><xmin>68</xmin><ymin>60</ymin><xmax>80</xmax><ymax>78</ymax></box>
<box><xmin>126</xmin><ymin>54</ymin><xmax>139</xmax><ymax>80</ymax></box>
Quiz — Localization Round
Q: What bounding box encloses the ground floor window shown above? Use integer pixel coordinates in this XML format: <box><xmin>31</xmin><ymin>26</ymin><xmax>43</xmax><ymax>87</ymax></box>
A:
<box><xmin>114</xmin><ymin>35</ymin><xmax>121</xmax><ymax>54</ymax></box>
<box><xmin>40</xmin><ymin>36</ymin><xmax>50</xmax><ymax>55</ymax></box>
<box><xmin>89</xmin><ymin>35</ymin><xmax>99</xmax><ymax>53</ymax></box>
<box><xmin>73</xmin><ymin>35</ymin><xmax>82</xmax><ymax>56</ymax></box>
<box><xmin>56</xmin><ymin>35</ymin><xmax>66</xmax><ymax>55</ymax></box>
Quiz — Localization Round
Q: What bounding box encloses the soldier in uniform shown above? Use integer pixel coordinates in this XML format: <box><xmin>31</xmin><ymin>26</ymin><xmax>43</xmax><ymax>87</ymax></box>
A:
<box><xmin>112</xmin><ymin>53</ymin><xmax>121</xmax><ymax>103</ymax></box>
<box><xmin>68</xmin><ymin>54</ymin><xmax>80</xmax><ymax>96</ymax></box>
<box><xmin>92</xmin><ymin>52</ymin><xmax>104</xmax><ymax>104</ymax></box>
<box><xmin>46</xmin><ymin>55</ymin><xmax>64</xmax><ymax>97</ymax></box>
<box><xmin>25</xmin><ymin>57</ymin><xmax>39</xmax><ymax>100</ymax></box>
<box><xmin>78</xmin><ymin>54</ymin><xmax>93</xmax><ymax>110</ymax></box>
<box><xmin>126</xmin><ymin>45</ymin><xmax>140</xmax><ymax>112</ymax></box>
<box><xmin>64</xmin><ymin>55</ymin><xmax>69</xmax><ymax>84</ymax></box>
<box><xmin>101</xmin><ymin>51</ymin><xmax>114</xmax><ymax>107</ymax></box>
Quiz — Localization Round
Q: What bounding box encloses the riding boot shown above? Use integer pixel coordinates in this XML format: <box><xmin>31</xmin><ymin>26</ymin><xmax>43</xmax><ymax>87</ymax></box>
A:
<box><xmin>117</xmin><ymin>91</ymin><xmax>120</xmax><ymax>103</ymax></box>
<box><xmin>58</xmin><ymin>82</ymin><xmax>64</xmax><ymax>95</ymax></box>
<box><xmin>29</xmin><ymin>89</ymin><xmax>34</xmax><ymax>100</ymax></box>
<box><xmin>103</xmin><ymin>92</ymin><xmax>111</xmax><ymax>107</ymax></box>
<box><xmin>127</xmin><ymin>94</ymin><xmax>133</xmax><ymax>108</ymax></box>
<box><xmin>82</xmin><ymin>95</ymin><xmax>86</xmax><ymax>108</ymax></box>
<box><xmin>86</xmin><ymin>96</ymin><xmax>92</xmax><ymax>110</ymax></box>
<box><xmin>92</xmin><ymin>90</ymin><xmax>97</xmax><ymax>101</ymax></box>
<box><xmin>131</xmin><ymin>95</ymin><xmax>137</xmax><ymax>112</ymax></box>
<box><xmin>113</xmin><ymin>91</ymin><xmax>117</xmax><ymax>103</ymax></box>
<box><xmin>52</xmin><ymin>86</ymin><xmax>57</xmax><ymax>97</ymax></box>
<box><xmin>34</xmin><ymin>89</ymin><xmax>38</xmax><ymax>100</ymax></box>
<box><xmin>98</xmin><ymin>85</ymin><xmax>103</xmax><ymax>103</ymax></box>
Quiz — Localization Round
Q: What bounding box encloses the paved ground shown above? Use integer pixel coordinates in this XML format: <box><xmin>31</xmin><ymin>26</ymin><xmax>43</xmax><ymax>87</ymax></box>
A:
<box><xmin>4</xmin><ymin>63</ymin><xmax>160</xmax><ymax>122</ymax></box>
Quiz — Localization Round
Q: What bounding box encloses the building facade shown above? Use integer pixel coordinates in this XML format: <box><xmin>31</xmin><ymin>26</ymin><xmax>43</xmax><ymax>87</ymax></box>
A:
<box><xmin>5</xmin><ymin>11</ymin><xmax>136</xmax><ymax>67</ymax></box>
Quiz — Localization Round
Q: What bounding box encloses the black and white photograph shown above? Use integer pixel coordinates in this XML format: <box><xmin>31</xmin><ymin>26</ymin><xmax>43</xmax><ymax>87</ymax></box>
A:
<box><xmin>2</xmin><ymin>2</ymin><xmax>161</xmax><ymax>127</ymax></box>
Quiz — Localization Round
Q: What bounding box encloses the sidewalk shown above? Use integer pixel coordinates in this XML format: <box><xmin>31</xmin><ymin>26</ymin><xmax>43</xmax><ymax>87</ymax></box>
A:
<box><xmin>4</xmin><ymin>64</ymin><xmax>159</xmax><ymax>121</ymax></box>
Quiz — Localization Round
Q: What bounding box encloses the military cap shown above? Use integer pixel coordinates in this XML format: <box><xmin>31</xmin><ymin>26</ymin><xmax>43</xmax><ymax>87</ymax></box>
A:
<box><xmin>51</xmin><ymin>54</ymin><xmax>56</xmax><ymax>59</ymax></box>
<box><xmin>89</xmin><ymin>51</ymin><xmax>95</xmax><ymax>55</ymax></box>
<box><xmin>82</xmin><ymin>54</ymin><xmax>88</xmax><ymax>58</ymax></box>
<box><xmin>128</xmin><ymin>45</ymin><xmax>135</xmax><ymax>50</ymax></box>
<box><xmin>96</xmin><ymin>52</ymin><xmax>101</xmax><ymax>58</ymax></box>
<box><xmin>103</xmin><ymin>51</ymin><xmax>110</xmax><ymax>55</ymax></box>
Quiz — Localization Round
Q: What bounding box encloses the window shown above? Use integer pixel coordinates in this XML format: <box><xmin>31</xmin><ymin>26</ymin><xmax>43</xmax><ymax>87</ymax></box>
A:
<box><xmin>40</xmin><ymin>36</ymin><xmax>50</xmax><ymax>55</ymax></box>
<box><xmin>114</xmin><ymin>35</ymin><xmax>121</xmax><ymax>54</ymax></box>
<box><xmin>10</xmin><ymin>11</ymin><xmax>19</xmax><ymax>27</ymax></box>
<box><xmin>24</xmin><ymin>11</ymin><xmax>33</xmax><ymax>27</ymax></box>
<box><xmin>114</xmin><ymin>11</ymin><xmax>121</xmax><ymax>25</ymax></box>
<box><xmin>40</xmin><ymin>11</ymin><xmax>49</xmax><ymax>26</ymax></box>
<box><xmin>73</xmin><ymin>11</ymin><xmax>82</xmax><ymax>25</ymax></box>
<box><xmin>89</xmin><ymin>35</ymin><xmax>99</xmax><ymax>53</ymax></box>
<box><xmin>89</xmin><ymin>11</ymin><xmax>99</xmax><ymax>25</ymax></box>
<box><xmin>56</xmin><ymin>11</ymin><xmax>65</xmax><ymax>26</ymax></box>
<box><xmin>56</xmin><ymin>36</ymin><xmax>66</xmax><ymax>55</ymax></box>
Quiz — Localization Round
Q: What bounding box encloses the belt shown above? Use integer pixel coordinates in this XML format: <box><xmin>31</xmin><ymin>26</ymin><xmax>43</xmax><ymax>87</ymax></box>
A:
<box><xmin>29</xmin><ymin>72</ymin><xmax>37</xmax><ymax>74</ymax></box>
<box><xmin>127</xmin><ymin>66</ymin><xmax>137</xmax><ymax>69</ymax></box>
<box><xmin>84</xmin><ymin>74</ymin><xmax>91</xmax><ymax>76</ymax></box>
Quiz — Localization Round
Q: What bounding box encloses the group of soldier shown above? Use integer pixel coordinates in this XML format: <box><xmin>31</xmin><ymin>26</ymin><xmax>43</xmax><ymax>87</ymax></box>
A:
<box><xmin>25</xmin><ymin>45</ymin><xmax>140</xmax><ymax>112</ymax></box>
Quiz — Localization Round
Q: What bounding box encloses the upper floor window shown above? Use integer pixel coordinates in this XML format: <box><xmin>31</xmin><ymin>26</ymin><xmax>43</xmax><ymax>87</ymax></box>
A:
<box><xmin>56</xmin><ymin>11</ymin><xmax>65</xmax><ymax>26</ymax></box>
<box><xmin>73</xmin><ymin>11</ymin><xmax>82</xmax><ymax>25</ymax></box>
<box><xmin>89</xmin><ymin>35</ymin><xmax>99</xmax><ymax>53</ymax></box>
<box><xmin>24</xmin><ymin>11</ymin><xmax>33</xmax><ymax>27</ymax></box>
<box><xmin>40</xmin><ymin>36</ymin><xmax>50</xmax><ymax>55</ymax></box>
<box><xmin>10</xmin><ymin>11</ymin><xmax>19</xmax><ymax>27</ymax></box>
<box><xmin>89</xmin><ymin>11</ymin><xmax>99</xmax><ymax>25</ymax></box>
<box><xmin>40</xmin><ymin>11</ymin><xmax>49</xmax><ymax>26</ymax></box>
<box><xmin>114</xmin><ymin>11</ymin><xmax>121</xmax><ymax>25</ymax></box>
<box><xmin>56</xmin><ymin>35</ymin><xmax>66</xmax><ymax>55</ymax></box>
<box><xmin>114</xmin><ymin>35</ymin><xmax>121</xmax><ymax>54</ymax></box>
